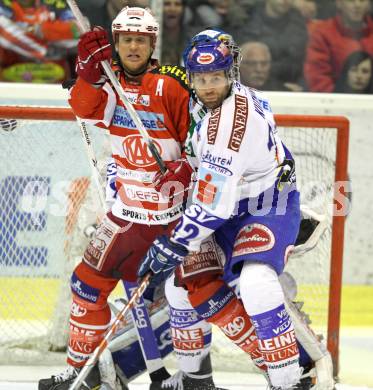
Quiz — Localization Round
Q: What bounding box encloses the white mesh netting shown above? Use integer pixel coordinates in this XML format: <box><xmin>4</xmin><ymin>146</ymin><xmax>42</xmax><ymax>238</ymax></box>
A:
<box><xmin>0</xmin><ymin>111</ymin><xmax>345</xmax><ymax>370</ymax></box>
<box><xmin>0</xmin><ymin>116</ymin><xmax>106</xmax><ymax>364</ymax></box>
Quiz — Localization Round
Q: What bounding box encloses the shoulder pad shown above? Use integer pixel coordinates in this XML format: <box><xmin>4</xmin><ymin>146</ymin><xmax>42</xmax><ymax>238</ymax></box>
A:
<box><xmin>153</xmin><ymin>65</ymin><xmax>189</xmax><ymax>91</ymax></box>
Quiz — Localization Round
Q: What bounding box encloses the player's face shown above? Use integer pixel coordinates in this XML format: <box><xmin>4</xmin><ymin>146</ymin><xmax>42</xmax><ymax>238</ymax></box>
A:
<box><xmin>336</xmin><ymin>0</ymin><xmax>370</xmax><ymax>24</ymax></box>
<box><xmin>117</xmin><ymin>33</ymin><xmax>153</xmax><ymax>74</ymax></box>
<box><xmin>192</xmin><ymin>70</ymin><xmax>230</xmax><ymax>109</ymax></box>
<box><xmin>347</xmin><ymin>58</ymin><xmax>372</xmax><ymax>92</ymax></box>
<box><xmin>164</xmin><ymin>0</ymin><xmax>184</xmax><ymax>29</ymax></box>
<box><xmin>240</xmin><ymin>47</ymin><xmax>271</xmax><ymax>88</ymax></box>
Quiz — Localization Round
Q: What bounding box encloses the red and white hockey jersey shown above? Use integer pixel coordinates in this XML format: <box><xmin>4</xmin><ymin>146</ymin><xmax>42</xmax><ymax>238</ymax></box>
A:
<box><xmin>69</xmin><ymin>64</ymin><xmax>190</xmax><ymax>225</ymax></box>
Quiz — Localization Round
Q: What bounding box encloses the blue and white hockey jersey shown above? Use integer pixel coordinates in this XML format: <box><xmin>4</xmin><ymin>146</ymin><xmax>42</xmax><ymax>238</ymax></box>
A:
<box><xmin>173</xmin><ymin>82</ymin><xmax>294</xmax><ymax>252</ymax></box>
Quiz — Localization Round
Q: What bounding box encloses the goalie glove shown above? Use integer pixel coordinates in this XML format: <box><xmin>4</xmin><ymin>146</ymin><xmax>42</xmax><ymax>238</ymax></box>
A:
<box><xmin>277</xmin><ymin>158</ymin><xmax>296</xmax><ymax>190</ymax></box>
<box><xmin>138</xmin><ymin>235</ymin><xmax>189</xmax><ymax>287</ymax></box>
<box><xmin>153</xmin><ymin>159</ymin><xmax>193</xmax><ymax>200</ymax></box>
<box><xmin>76</xmin><ymin>27</ymin><xmax>112</xmax><ymax>85</ymax></box>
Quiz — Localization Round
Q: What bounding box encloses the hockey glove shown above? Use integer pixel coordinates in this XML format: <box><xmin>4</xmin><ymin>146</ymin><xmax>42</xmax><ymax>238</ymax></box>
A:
<box><xmin>138</xmin><ymin>235</ymin><xmax>189</xmax><ymax>287</ymax></box>
<box><xmin>76</xmin><ymin>27</ymin><xmax>112</xmax><ymax>84</ymax></box>
<box><xmin>153</xmin><ymin>159</ymin><xmax>193</xmax><ymax>200</ymax></box>
<box><xmin>277</xmin><ymin>159</ymin><xmax>296</xmax><ymax>190</ymax></box>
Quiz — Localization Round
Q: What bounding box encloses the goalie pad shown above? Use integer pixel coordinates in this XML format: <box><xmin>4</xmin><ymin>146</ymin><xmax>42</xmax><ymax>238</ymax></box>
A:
<box><xmin>280</xmin><ymin>272</ymin><xmax>335</xmax><ymax>390</ymax></box>
<box><xmin>108</xmin><ymin>294</ymin><xmax>173</xmax><ymax>386</ymax></box>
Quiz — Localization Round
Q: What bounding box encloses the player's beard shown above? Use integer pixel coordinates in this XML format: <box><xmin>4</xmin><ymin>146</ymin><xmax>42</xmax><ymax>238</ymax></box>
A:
<box><xmin>197</xmin><ymin>86</ymin><xmax>230</xmax><ymax>110</ymax></box>
<box><xmin>202</xmin><ymin>97</ymin><xmax>224</xmax><ymax>110</ymax></box>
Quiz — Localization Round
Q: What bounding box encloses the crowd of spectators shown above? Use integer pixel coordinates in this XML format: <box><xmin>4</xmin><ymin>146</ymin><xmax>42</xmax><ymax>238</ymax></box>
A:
<box><xmin>1</xmin><ymin>0</ymin><xmax>373</xmax><ymax>94</ymax></box>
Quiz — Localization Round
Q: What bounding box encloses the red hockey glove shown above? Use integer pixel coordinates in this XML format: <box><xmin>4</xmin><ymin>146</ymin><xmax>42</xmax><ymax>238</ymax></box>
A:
<box><xmin>154</xmin><ymin>159</ymin><xmax>193</xmax><ymax>198</ymax></box>
<box><xmin>76</xmin><ymin>27</ymin><xmax>112</xmax><ymax>84</ymax></box>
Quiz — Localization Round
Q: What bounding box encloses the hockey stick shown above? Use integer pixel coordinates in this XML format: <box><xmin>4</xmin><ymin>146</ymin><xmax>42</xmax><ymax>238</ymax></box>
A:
<box><xmin>76</xmin><ymin>118</ymin><xmax>107</xmax><ymax>212</ymax></box>
<box><xmin>74</xmin><ymin>117</ymin><xmax>170</xmax><ymax>383</ymax></box>
<box><xmin>69</xmin><ymin>273</ymin><xmax>152</xmax><ymax>390</ymax></box>
<box><xmin>66</xmin><ymin>0</ymin><xmax>167</xmax><ymax>174</ymax></box>
<box><xmin>122</xmin><ymin>281</ymin><xmax>171</xmax><ymax>382</ymax></box>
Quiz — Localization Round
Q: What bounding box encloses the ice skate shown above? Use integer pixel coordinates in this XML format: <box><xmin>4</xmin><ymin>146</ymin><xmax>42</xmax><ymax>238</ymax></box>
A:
<box><xmin>149</xmin><ymin>355</ymin><xmax>227</xmax><ymax>390</ymax></box>
<box><xmin>38</xmin><ymin>364</ymin><xmax>100</xmax><ymax>390</ymax></box>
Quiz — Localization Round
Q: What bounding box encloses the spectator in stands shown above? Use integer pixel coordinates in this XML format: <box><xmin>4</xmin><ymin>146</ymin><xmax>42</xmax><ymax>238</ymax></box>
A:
<box><xmin>187</xmin><ymin>0</ymin><xmax>250</xmax><ymax>40</ymax></box>
<box><xmin>242</xmin><ymin>0</ymin><xmax>308</xmax><ymax>87</ymax></box>
<box><xmin>334</xmin><ymin>50</ymin><xmax>373</xmax><ymax>93</ymax></box>
<box><xmin>77</xmin><ymin>0</ymin><xmax>111</xmax><ymax>33</ymax></box>
<box><xmin>0</xmin><ymin>0</ymin><xmax>79</xmax><ymax>83</ymax></box>
<box><xmin>304</xmin><ymin>0</ymin><xmax>373</xmax><ymax>92</ymax></box>
<box><xmin>161</xmin><ymin>0</ymin><xmax>188</xmax><ymax>64</ymax></box>
<box><xmin>240</xmin><ymin>41</ymin><xmax>304</xmax><ymax>91</ymax></box>
<box><xmin>292</xmin><ymin>0</ymin><xmax>317</xmax><ymax>21</ymax></box>
<box><xmin>315</xmin><ymin>0</ymin><xmax>337</xmax><ymax>19</ymax></box>
<box><xmin>291</xmin><ymin>0</ymin><xmax>324</xmax><ymax>36</ymax></box>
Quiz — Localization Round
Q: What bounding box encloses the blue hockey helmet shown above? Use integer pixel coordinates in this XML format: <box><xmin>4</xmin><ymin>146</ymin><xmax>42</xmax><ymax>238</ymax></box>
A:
<box><xmin>183</xmin><ymin>28</ymin><xmax>241</xmax><ymax>81</ymax></box>
<box><xmin>186</xmin><ymin>40</ymin><xmax>233</xmax><ymax>75</ymax></box>
<box><xmin>182</xmin><ymin>28</ymin><xmax>230</xmax><ymax>64</ymax></box>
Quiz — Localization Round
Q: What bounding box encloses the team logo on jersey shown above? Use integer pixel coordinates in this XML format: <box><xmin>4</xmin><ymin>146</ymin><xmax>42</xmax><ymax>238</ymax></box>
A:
<box><xmin>228</xmin><ymin>94</ymin><xmax>248</xmax><ymax>152</ymax></box>
<box><xmin>113</xmin><ymin>106</ymin><xmax>165</xmax><ymax>131</ymax></box>
<box><xmin>124</xmin><ymin>92</ymin><xmax>150</xmax><ymax>106</ymax></box>
<box><xmin>70</xmin><ymin>274</ymin><xmax>99</xmax><ymax>303</ymax></box>
<box><xmin>197</xmin><ymin>173</ymin><xmax>217</xmax><ymax>205</ymax></box>
<box><xmin>181</xmin><ymin>238</ymin><xmax>223</xmax><ymax>279</ymax></box>
<box><xmin>171</xmin><ymin>327</ymin><xmax>204</xmax><ymax>350</ymax></box>
<box><xmin>221</xmin><ymin>316</ymin><xmax>246</xmax><ymax>337</ymax></box>
<box><xmin>122</xmin><ymin>135</ymin><xmax>162</xmax><ymax>167</ymax></box>
<box><xmin>232</xmin><ymin>223</ymin><xmax>275</xmax><ymax>256</ymax></box>
<box><xmin>207</xmin><ymin>107</ymin><xmax>221</xmax><ymax>144</ymax></box>
<box><xmin>201</xmin><ymin>150</ymin><xmax>233</xmax><ymax>176</ymax></box>
<box><xmin>249</xmin><ymin>89</ymin><xmax>265</xmax><ymax>119</ymax></box>
<box><xmin>70</xmin><ymin>302</ymin><xmax>87</xmax><ymax>317</ymax></box>
<box><xmin>258</xmin><ymin>329</ymin><xmax>298</xmax><ymax>362</ymax></box>
<box><xmin>170</xmin><ymin>307</ymin><xmax>199</xmax><ymax>328</ymax></box>
<box><xmin>195</xmin><ymin>167</ymin><xmax>226</xmax><ymax>210</ymax></box>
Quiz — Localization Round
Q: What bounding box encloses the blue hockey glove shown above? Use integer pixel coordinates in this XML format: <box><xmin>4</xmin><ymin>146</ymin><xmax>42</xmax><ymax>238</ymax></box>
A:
<box><xmin>138</xmin><ymin>235</ymin><xmax>189</xmax><ymax>287</ymax></box>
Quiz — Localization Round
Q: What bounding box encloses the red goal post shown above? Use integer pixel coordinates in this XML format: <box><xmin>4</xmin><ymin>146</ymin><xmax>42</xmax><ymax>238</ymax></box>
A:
<box><xmin>0</xmin><ymin>106</ymin><xmax>349</xmax><ymax>375</ymax></box>
<box><xmin>275</xmin><ymin>114</ymin><xmax>349</xmax><ymax>377</ymax></box>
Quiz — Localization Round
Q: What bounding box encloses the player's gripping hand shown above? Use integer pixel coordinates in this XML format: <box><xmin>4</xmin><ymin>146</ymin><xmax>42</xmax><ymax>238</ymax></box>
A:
<box><xmin>153</xmin><ymin>159</ymin><xmax>193</xmax><ymax>199</ymax></box>
<box><xmin>138</xmin><ymin>235</ymin><xmax>189</xmax><ymax>287</ymax></box>
<box><xmin>76</xmin><ymin>27</ymin><xmax>112</xmax><ymax>84</ymax></box>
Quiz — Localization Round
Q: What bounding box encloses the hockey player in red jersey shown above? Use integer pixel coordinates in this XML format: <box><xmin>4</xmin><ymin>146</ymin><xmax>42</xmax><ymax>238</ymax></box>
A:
<box><xmin>0</xmin><ymin>0</ymin><xmax>80</xmax><ymax>82</ymax></box>
<box><xmin>38</xmin><ymin>6</ymin><xmax>194</xmax><ymax>390</ymax></box>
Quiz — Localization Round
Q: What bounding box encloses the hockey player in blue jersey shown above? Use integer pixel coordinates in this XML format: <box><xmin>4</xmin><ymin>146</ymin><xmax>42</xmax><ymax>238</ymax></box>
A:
<box><xmin>138</xmin><ymin>35</ymin><xmax>306</xmax><ymax>389</ymax></box>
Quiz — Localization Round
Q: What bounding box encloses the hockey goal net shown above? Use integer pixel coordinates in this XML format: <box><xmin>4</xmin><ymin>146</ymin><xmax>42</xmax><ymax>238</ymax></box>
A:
<box><xmin>0</xmin><ymin>106</ymin><xmax>349</xmax><ymax>375</ymax></box>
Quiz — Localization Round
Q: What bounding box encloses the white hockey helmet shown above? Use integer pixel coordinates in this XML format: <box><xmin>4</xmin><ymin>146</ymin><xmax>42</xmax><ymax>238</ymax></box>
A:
<box><xmin>112</xmin><ymin>7</ymin><xmax>159</xmax><ymax>48</ymax></box>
